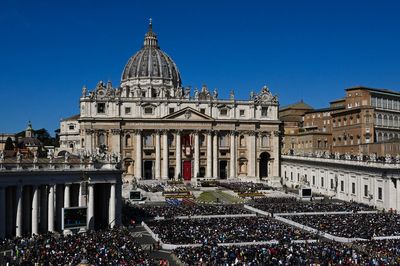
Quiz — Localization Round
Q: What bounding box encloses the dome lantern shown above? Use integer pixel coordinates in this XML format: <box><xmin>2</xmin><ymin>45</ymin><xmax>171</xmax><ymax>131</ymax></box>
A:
<box><xmin>121</xmin><ymin>20</ymin><xmax>182</xmax><ymax>93</ymax></box>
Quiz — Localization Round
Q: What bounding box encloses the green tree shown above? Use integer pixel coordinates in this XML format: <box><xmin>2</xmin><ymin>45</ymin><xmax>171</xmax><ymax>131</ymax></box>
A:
<box><xmin>4</xmin><ymin>137</ymin><xmax>14</xmax><ymax>150</ymax></box>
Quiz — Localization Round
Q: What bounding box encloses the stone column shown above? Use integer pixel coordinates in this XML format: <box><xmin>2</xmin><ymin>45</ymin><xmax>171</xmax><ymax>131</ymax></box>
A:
<box><xmin>31</xmin><ymin>186</ymin><xmax>39</xmax><ymax>236</ymax></box>
<box><xmin>87</xmin><ymin>184</ymin><xmax>94</xmax><ymax>230</ymax></box>
<box><xmin>230</xmin><ymin>131</ymin><xmax>237</xmax><ymax>179</ymax></box>
<box><xmin>0</xmin><ymin>187</ymin><xmax>5</xmax><ymax>239</ymax></box>
<box><xmin>135</xmin><ymin>130</ymin><xmax>142</xmax><ymax>179</ymax></box>
<box><xmin>193</xmin><ymin>131</ymin><xmax>200</xmax><ymax>178</ymax></box>
<box><xmin>40</xmin><ymin>186</ymin><xmax>48</xmax><ymax>232</ymax></box>
<box><xmin>16</xmin><ymin>185</ymin><xmax>23</xmax><ymax>237</ymax></box>
<box><xmin>48</xmin><ymin>185</ymin><xmax>55</xmax><ymax>232</ymax></box>
<box><xmin>64</xmin><ymin>184</ymin><xmax>71</xmax><ymax>208</ymax></box>
<box><xmin>116</xmin><ymin>181</ymin><xmax>122</xmax><ymax>225</ymax></box>
<box><xmin>155</xmin><ymin>130</ymin><xmax>161</xmax><ymax>180</ymax></box>
<box><xmin>272</xmin><ymin>131</ymin><xmax>280</xmax><ymax>177</ymax></box>
<box><xmin>162</xmin><ymin>130</ymin><xmax>169</xmax><ymax>179</ymax></box>
<box><xmin>213</xmin><ymin>132</ymin><xmax>218</xmax><ymax>178</ymax></box>
<box><xmin>206</xmin><ymin>131</ymin><xmax>213</xmax><ymax>178</ymax></box>
<box><xmin>175</xmin><ymin>130</ymin><xmax>182</xmax><ymax>179</ymax></box>
<box><xmin>109</xmin><ymin>183</ymin><xmax>116</xmax><ymax>228</ymax></box>
<box><xmin>111</xmin><ymin>129</ymin><xmax>122</xmax><ymax>154</ymax></box>
<box><xmin>247</xmin><ymin>131</ymin><xmax>256</xmax><ymax>178</ymax></box>
<box><xmin>85</xmin><ymin>129</ymin><xmax>94</xmax><ymax>153</ymax></box>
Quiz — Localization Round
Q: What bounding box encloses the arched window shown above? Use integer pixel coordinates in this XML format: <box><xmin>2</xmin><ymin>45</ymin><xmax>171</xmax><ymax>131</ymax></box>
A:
<box><xmin>219</xmin><ymin>133</ymin><xmax>228</xmax><ymax>146</ymax></box>
<box><xmin>200</xmin><ymin>134</ymin><xmax>205</xmax><ymax>146</ymax></box>
<box><xmin>143</xmin><ymin>133</ymin><xmax>153</xmax><ymax>146</ymax></box>
<box><xmin>98</xmin><ymin>133</ymin><xmax>106</xmax><ymax>146</ymax></box>
<box><xmin>377</xmin><ymin>132</ymin><xmax>382</xmax><ymax>142</ymax></box>
<box><xmin>240</xmin><ymin>135</ymin><xmax>246</xmax><ymax>147</ymax></box>
<box><xmin>384</xmin><ymin>115</ymin><xmax>388</xmax><ymax>126</ymax></box>
<box><xmin>168</xmin><ymin>134</ymin><xmax>175</xmax><ymax>146</ymax></box>
<box><xmin>261</xmin><ymin>136</ymin><xmax>268</xmax><ymax>147</ymax></box>
<box><xmin>125</xmin><ymin>134</ymin><xmax>131</xmax><ymax>146</ymax></box>
<box><xmin>377</xmin><ymin>114</ymin><xmax>382</xmax><ymax>126</ymax></box>
<box><xmin>389</xmin><ymin>116</ymin><xmax>394</xmax><ymax>127</ymax></box>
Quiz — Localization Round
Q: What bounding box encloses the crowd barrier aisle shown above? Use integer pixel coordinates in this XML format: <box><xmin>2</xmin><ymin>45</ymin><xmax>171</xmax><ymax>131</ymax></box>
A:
<box><xmin>373</xmin><ymin>236</ymin><xmax>400</xmax><ymax>240</ymax></box>
<box><xmin>243</xmin><ymin>205</ymin><xmax>271</xmax><ymax>216</ymax></box>
<box><xmin>274</xmin><ymin>216</ymin><xmax>367</xmax><ymax>243</ymax></box>
<box><xmin>277</xmin><ymin>210</ymin><xmax>378</xmax><ymax>216</ymax></box>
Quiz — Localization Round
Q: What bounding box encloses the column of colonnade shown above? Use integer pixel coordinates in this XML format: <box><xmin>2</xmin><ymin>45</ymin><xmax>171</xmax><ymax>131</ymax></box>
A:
<box><xmin>230</xmin><ymin>131</ymin><xmax>237</xmax><ymax>179</ymax></box>
<box><xmin>0</xmin><ymin>181</ymin><xmax>120</xmax><ymax>239</ymax></box>
<box><xmin>0</xmin><ymin>187</ymin><xmax>5</xmax><ymax>239</ymax></box>
<box><xmin>162</xmin><ymin>130</ymin><xmax>169</xmax><ymax>179</ymax></box>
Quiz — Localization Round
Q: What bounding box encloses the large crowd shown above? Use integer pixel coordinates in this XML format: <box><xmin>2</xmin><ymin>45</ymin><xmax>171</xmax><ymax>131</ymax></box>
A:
<box><xmin>0</xmin><ymin>227</ymin><xmax>157</xmax><ymax>265</ymax></box>
<box><xmin>288</xmin><ymin>213</ymin><xmax>400</xmax><ymax>239</ymax></box>
<box><xmin>250</xmin><ymin>198</ymin><xmax>374</xmax><ymax>214</ymax></box>
<box><xmin>132</xmin><ymin>204</ymin><xmax>251</xmax><ymax>218</ymax></box>
<box><xmin>174</xmin><ymin>241</ymin><xmax>398</xmax><ymax>265</ymax></box>
<box><xmin>217</xmin><ymin>182</ymin><xmax>271</xmax><ymax>193</ymax></box>
<box><xmin>146</xmin><ymin>217</ymin><xmax>315</xmax><ymax>244</ymax></box>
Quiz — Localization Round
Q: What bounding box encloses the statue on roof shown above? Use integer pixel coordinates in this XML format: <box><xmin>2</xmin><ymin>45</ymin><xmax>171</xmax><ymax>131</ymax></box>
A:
<box><xmin>254</xmin><ymin>85</ymin><xmax>278</xmax><ymax>104</ymax></box>
<box><xmin>82</xmin><ymin>86</ymin><xmax>87</xmax><ymax>98</ymax></box>
<box><xmin>213</xmin><ymin>88</ymin><xmax>218</xmax><ymax>99</ymax></box>
<box><xmin>230</xmin><ymin>90</ymin><xmax>235</xmax><ymax>100</ymax></box>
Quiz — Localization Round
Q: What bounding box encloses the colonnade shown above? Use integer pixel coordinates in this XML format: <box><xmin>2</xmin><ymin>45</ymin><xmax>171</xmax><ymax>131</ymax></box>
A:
<box><xmin>0</xmin><ymin>181</ymin><xmax>119</xmax><ymax>239</ymax></box>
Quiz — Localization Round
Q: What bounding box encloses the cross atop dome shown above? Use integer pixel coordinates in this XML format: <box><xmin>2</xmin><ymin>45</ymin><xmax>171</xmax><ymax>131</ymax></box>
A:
<box><xmin>144</xmin><ymin>18</ymin><xmax>158</xmax><ymax>48</ymax></box>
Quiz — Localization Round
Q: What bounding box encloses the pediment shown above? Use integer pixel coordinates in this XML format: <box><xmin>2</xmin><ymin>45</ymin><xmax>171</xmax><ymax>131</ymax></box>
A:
<box><xmin>162</xmin><ymin>107</ymin><xmax>214</xmax><ymax>121</ymax></box>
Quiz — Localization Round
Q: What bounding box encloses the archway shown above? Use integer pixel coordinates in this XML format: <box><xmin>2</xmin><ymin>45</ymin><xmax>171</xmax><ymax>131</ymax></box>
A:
<box><xmin>168</xmin><ymin>167</ymin><xmax>175</xmax><ymax>180</ymax></box>
<box><xmin>143</xmin><ymin>161</ymin><xmax>153</xmax><ymax>180</ymax></box>
<box><xmin>219</xmin><ymin>160</ymin><xmax>228</xmax><ymax>179</ymax></box>
<box><xmin>259</xmin><ymin>152</ymin><xmax>270</xmax><ymax>179</ymax></box>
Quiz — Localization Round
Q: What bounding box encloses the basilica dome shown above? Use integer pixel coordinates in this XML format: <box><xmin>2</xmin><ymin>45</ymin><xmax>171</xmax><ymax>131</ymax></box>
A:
<box><xmin>121</xmin><ymin>21</ymin><xmax>181</xmax><ymax>88</ymax></box>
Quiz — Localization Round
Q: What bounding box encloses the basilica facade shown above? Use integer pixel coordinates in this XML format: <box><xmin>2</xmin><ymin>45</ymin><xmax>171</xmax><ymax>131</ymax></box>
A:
<box><xmin>62</xmin><ymin>22</ymin><xmax>280</xmax><ymax>181</ymax></box>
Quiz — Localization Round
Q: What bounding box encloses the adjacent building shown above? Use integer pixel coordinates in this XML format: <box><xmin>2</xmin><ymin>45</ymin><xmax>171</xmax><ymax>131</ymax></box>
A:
<box><xmin>281</xmin><ymin>86</ymin><xmax>400</xmax><ymax>157</ymax></box>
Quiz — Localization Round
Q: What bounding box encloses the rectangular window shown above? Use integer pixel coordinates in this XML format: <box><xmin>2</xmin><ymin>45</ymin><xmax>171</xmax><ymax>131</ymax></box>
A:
<box><xmin>261</xmin><ymin>107</ymin><xmax>268</xmax><ymax>117</ymax></box>
<box><xmin>330</xmin><ymin>179</ymin><xmax>334</xmax><ymax>189</ymax></box>
<box><xmin>200</xmin><ymin>108</ymin><xmax>206</xmax><ymax>114</ymax></box>
<box><xmin>321</xmin><ymin>177</ymin><xmax>324</xmax><ymax>187</ymax></box>
<box><xmin>97</xmin><ymin>103</ymin><xmax>105</xmax><ymax>114</ymax></box>
<box><xmin>125</xmin><ymin>107</ymin><xmax>131</xmax><ymax>114</ymax></box>
<box><xmin>169</xmin><ymin>108</ymin><xmax>175</xmax><ymax>114</ymax></box>
<box><xmin>69</xmin><ymin>125</ymin><xmax>75</xmax><ymax>130</ymax></box>
<box><xmin>364</xmin><ymin>185</ymin><xmax>368</xmax><ymax>197</ymax></box>
<box><xmin>378</xmin><ymin>187</ymin><xmax>383</xmax><ymax>200</ymax></box>
<box><xmin>312</xmin><ymin>176</ymin><xmax>315</xmax><ymax>186</ymax></box>
<box><xmin>220</xmin><ymin>109</ymin><xmax>228</xmax><ymax>116</ymax></box>
<box><xmin>240</xmin><ymin>109</ymin><xmax>245</xmax><ymax>116</ymax></box>
<box><xmin>352</xmin><ymin>182</ymin><xmax>356</xmax><ymax>194</ymax></box>
<box><xmin>291</xmin><ymin>172</ymin><xmax>293</xmax><ymax>181</ymax></box>
<box><xmin>341</xmin><ymin>180</ymin><xmax>344</xmax><ymax>192</ymax></box>
<box><xmin>144</xmin><ymin>107</ymin><xmax>153</xmax><ymax>114</ymax></box>
<box><xmin>297</xmin><ymin>173</ymin><xmax>300</xmax><ymax>182</ymax></box>
<box><xmin>144</xmin><ymin>135</ymin><xmax>153</xmax><ymax>146</ymax></box>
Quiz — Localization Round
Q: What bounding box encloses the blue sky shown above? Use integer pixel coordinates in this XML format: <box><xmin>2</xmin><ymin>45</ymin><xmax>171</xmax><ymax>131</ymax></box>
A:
<box><xmin>1</xmin><ymin>0</ymin><xmax>400</xmax><ymax>134</ymax></box>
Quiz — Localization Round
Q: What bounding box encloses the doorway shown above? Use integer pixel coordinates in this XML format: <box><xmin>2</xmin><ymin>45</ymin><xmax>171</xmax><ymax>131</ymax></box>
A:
<box><xmin>219</xmin><ymin>160</ymin><xmax>228</xmax><ymax>179</ymax></box>
<box><xmin>183</xmin><ymin>160</ymin><xmax>192</xmax><ymax>181</ymax></box>
<box><xmin>259</xmin><ymin>152</ymin><xmax>270</xmax><ymax>179</ymax></box>
<box><xmin>144</xmin><ymin>161</ymin><xmax>153</xmax><ymax>180</ymax></box>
